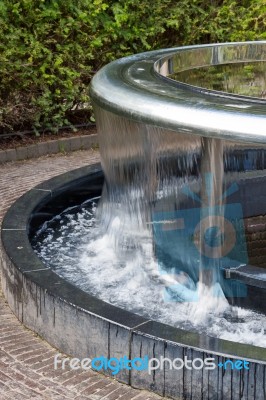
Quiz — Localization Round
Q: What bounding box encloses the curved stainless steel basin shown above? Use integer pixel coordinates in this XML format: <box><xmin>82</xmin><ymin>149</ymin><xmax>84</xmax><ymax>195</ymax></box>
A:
<box><xmin>90</xmin><ymin>41</ymin><xmax>266</xmax><ymax>142</ymax></box>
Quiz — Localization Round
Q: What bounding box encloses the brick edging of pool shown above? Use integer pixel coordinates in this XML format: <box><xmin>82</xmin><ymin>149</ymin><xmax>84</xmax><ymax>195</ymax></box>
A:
<box><xmin>0</xmin><ymin>134</ymin><xmax>99</xmax><ymax>164</ymax></box>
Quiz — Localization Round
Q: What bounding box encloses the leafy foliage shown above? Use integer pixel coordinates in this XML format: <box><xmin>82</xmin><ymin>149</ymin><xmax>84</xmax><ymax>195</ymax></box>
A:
<box><xmin>0</xmin><ymin>0</ymin><xmax>265</xmax><ymax>134</ymax></box>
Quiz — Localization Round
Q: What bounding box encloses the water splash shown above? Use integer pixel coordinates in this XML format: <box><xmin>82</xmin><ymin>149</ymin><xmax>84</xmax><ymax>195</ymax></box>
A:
<box><xmin>32</xmin><ymin>202</ymin><xmax>266</xmax><ymax>347</ymax></box>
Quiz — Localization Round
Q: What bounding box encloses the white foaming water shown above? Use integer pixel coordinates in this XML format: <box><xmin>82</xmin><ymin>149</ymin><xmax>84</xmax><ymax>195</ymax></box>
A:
<box><xmin>33</xmin><ymin>201</ymin><xmax>266</xmax><ymax>348</ymax></box>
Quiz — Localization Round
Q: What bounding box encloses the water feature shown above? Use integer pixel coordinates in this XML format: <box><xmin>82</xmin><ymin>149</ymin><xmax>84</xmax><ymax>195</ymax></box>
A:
<box><xmin>32</xmin><ymin>42</ymin><xmax>266</xmax><ymax>348</ymax></box>
<box><xmin>3</xmin><ymin>42</ymin><xmax>266</xmax><ymax>399</ymax></box>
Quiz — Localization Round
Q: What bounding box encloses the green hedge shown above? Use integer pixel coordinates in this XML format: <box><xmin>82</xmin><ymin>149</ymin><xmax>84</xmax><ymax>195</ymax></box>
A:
<box><xmin>0</xmin><ymin>0</ymin><xmax>265</xmax><ymax>134</ymax></box>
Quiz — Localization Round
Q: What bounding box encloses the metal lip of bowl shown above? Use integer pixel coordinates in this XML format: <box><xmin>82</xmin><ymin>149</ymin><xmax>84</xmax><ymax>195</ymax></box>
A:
<box><xmin>1</xmin><ymin>165</ymin><xmax>266</xmax><ymax>366</ymax></box>
<box><xmin>154</xmin><ymin>45</ymin><xmax>266</xmax><ymax>104</ymax></box>
<box><xmin>90</xmin><ymin>41</ymin><xmax>266</xmax><ymax>144</ymax></box>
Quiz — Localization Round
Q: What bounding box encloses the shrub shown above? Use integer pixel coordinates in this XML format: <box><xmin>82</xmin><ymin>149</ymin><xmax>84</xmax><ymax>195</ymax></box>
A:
<box><xmin>0</xmin><ymin>0</ymin><xmax>265</xmax><ymax>134</ymax></box>
<box><xmin>161</xmin><ymin>0</ymin><xmax>266</xmax><ymax>46</ymax></box>
<box><xmin>0</xmin><ymin>0</ymin><xmax>172</xmax><ymax>133</ymax></box>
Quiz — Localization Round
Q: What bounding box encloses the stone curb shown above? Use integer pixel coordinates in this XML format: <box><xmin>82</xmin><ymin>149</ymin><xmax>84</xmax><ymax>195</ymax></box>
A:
<box><xmin>0</xmin><ymin>134</ymin><xmax>99</xmax><ymax>164</ymax></box>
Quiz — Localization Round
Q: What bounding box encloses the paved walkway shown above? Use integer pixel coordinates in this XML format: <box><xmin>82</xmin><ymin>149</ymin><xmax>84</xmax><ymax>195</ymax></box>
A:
<box><xmin>0</xmin><ymin>151</ymin><xmax>165</xmax><ymax>400</ymax></box>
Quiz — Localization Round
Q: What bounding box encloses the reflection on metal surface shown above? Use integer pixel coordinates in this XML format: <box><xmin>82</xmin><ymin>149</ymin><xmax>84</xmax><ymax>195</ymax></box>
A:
<box><xmin>155</xmin><ymin>43</ymin><xmax>266</xmax><ymax>76</ymax></box>
<box><xmin>155</xmin><ymin>43</ymin><xmax>266</xmax><ymax>102</ymax></box>
<box><xmin>169</xmin><ymin>62</ymin><xmax>266</xmax><ymax>99</ymax></box>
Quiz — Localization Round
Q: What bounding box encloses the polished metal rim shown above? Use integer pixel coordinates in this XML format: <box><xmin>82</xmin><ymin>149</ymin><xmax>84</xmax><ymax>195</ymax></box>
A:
<box><xmin>154</xmin><ymin>43</ymin><xmax>266</xmax><ymax>104</ymax></box>
<box><xmin>90</xmin><ymin>41</ymin><xmax>266</xmax><ymax>144</ymax></box>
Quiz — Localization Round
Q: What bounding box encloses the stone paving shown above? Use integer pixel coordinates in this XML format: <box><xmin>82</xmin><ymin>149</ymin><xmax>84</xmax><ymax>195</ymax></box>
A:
<box><xmin>0</xmin><ymin>150</ymin><xmax>166</xmax><ymax>400</ymax></box>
